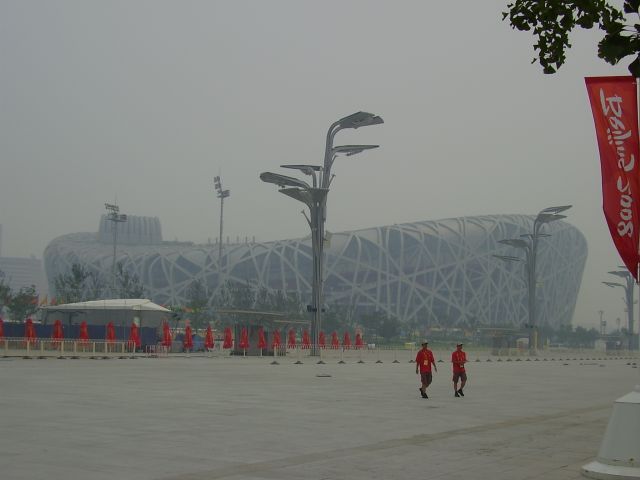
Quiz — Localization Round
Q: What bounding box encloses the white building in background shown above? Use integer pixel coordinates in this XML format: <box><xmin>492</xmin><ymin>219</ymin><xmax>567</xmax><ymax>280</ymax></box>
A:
<box><xmin>0</xmin><ymin>256</ymin><xmax>48</xmax><ymax>296</ymax></box>
<box><xmin>43</xmin><ymin>214</ymin><xmax>587</xmax><ymax>328</ymax></box>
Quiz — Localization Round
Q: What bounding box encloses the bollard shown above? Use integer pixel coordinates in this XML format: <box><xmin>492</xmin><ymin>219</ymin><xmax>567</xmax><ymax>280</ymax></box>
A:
<box><xmin>294</xmin><ymin>346</ymin><xmax>303</xmax><ymax>364</ymax></box>
<box><xmin>409</xmin><ymin>347</ymin><xmax>415</xmax><ymax>363</ymax></box>
<box><xmin>392</xmin><ymin>347</ymin><xmax>400</xmax><ymax>363</ymax></box>
<box><xmin>271</xmin><ymin>346</ymin><xmax>279</xmax><ymax>365</ymax></box>
<box><xmin>317</xmin><ymin>345</ymin><xmax>325</xmax><ymax>364</ymax></box>
<box><xmin>338</xmin><ymin>347</ymin><xmax>345</xmax><ymax>364</ymax></box>
<box><xmin>376</xmin><ymin>346</ymin><xmax>383</xmax><ymax>363</ymax></box>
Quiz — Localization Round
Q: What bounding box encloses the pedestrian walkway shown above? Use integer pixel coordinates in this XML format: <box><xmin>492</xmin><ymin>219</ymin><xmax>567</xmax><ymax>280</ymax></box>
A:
<box><xmin>0</xmin><ymin>355</ymin><xmax>637</xmax><ymax>479</ymax></box>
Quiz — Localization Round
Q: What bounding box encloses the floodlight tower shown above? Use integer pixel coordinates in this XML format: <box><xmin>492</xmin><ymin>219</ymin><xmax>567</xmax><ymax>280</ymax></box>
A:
<box><xmin>105</xmin><ymin>203</ymin><xmax>127</xmax><ymax>296</ymax></box>
<box><xmin>214</xmin><ymin>176</ymin><xmax>230</xmax><ymax>263</ymax></box>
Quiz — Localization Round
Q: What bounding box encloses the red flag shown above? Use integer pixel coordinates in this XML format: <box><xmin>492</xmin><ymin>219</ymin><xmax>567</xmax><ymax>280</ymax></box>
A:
<box><xmin>343</xmin><ymin>331</ymin><xmax>352</xmax><ymax>349</ymax></box>
<box><xmin>271</xmin><ymin>329</ymin><xmax>281</xmax><ymax>349</ymax></box>
<box><xmin>586</xmin><ymin>76</ymin><xmax>640</xmax><ymax>279</ymax></box>
<box><xmin>78</xmin><ymin>321</ymin><xmax>89</xmax><ymax>343</ymax></box>
<box><xmin>51</xmin><ymin>319</ymin><xmax>64</xmax><ymax>342</ymax></box>
<box><xmin>287</xmin><ymin>329</ymin><xmax>296</xmax><ymax>348</ymax></box>
<box><xmin>331</xmin><ymin>331</ymin><xmax>339</xmax><ymax>349</ymax></box>
<box><xmin>162</xmin><ymin>321</ymin><xmax>172</xmax><ymax>348</ymax></box>
<box><xmin>239</xmin><ymin>327</ymin><xmax>249</xmax><ymax>349</ymax></box>
<box><xmin>257</xmin><ymin>327</ymin><xmax>267</xmax><ymax>349</ymax></box>
<box><xmin>183</xmin><ymin>325</ymin><xmax>193</xmax><ymax>350</ymax></box>
<box><xmin>355</xmin><ymin>332</ymin><xmax>364</xmax><ymax>348</ymax></box>
<box><xmin>204</xmin><ymin>325</ymin><xmax>214</xmax><ymax>349</ymax></box>
<box><xmin>302</xmin><ymin>329</ymin><xmax>311</xmax><ymax>349</ymax></box>
<box><xmin>24</xmin><ymin>318</ymin><xmax>36</xmax><ymax>343</ymax></box>
<box><xmin>128</xmin><ymin>323</ymin><xmax>141</xmax><ymax>349</ymax></box>
<box><xmin>319</xmin><ymin>330</ymin><xmax>326</xmax><ymax>349</ymax></box>
<box><xmin>106</xmin><ymin>322</ymin><xmax>116</xmax><ymax>344</ymax></box>
<box><xmin>223</xmin><ymin>327</ymin><xmax>233</xmax><ymax>349</ymax></box>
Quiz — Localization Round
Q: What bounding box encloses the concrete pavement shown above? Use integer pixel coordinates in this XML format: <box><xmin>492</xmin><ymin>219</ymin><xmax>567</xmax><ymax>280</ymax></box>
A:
<box><xmin>0</xmin><ymin>352</ymin><xmax>638</xmax><ymax>479</ymax></box>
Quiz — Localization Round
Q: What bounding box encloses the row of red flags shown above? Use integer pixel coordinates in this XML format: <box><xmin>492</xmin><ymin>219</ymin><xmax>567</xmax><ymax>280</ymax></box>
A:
<box><xmin>0</xmin><ymin>318</ymin><xmax>364</xmax><ymax>350</ymax></box>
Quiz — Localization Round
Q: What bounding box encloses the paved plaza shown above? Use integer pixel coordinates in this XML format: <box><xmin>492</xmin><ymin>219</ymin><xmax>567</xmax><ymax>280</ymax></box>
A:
<box><xmin>1</xmin><ymin>350</ymin><xmax>638</xmax><ymax>480</ymax></box>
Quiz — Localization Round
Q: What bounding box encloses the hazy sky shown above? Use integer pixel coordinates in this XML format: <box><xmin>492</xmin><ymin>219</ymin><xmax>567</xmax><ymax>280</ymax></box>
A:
<box><xmin>0</xmin><ymin>1</ymin><xmax>634</xmax><ymax>330</ymax></box>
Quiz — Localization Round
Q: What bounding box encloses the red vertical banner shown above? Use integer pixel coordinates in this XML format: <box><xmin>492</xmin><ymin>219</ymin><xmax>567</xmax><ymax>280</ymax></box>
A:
<box><xmin>586</xmin><ymin>76</ymin><xmax>640</xmax><ymax>280</ymax></box>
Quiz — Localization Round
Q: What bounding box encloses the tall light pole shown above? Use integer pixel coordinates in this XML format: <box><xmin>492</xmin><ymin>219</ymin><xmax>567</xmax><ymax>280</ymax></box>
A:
<box><xmin>260</xmin><ymin>111</ymin><xmax>383</xmax><ymax>355</ymax></box>
<box><xmin>494</xmin><ymin>205</ymin><xmax>572</xmax><ymax>352</ymax></box>
<box><xmin>603</xmin><ymin>266</ymin><xmax>636</xmax><ymax>349</ymax></box>
<box><xmin>105</xmin><ymin>203</ymin><xmax>127</xmax><ymax>297</ymax></box>
<box><xmin>214</xmin><ymin>176</ymin><xmax>230</xmax><ymax>263</ymax></box>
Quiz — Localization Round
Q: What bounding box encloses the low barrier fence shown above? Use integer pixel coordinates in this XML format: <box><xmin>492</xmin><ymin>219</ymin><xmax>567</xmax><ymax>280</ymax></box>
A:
<box><xmin>1</xmin><ymin>338</ymin><xmax>638</xmax><ymax>363</ymax></box>
<box><xmin>1</xmin><ymin>338</ymin><xmax>136</xmax><ymax>358</ymax></box>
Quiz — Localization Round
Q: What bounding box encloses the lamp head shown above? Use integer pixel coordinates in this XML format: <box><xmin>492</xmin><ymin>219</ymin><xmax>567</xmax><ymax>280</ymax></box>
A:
<box><xmin>332</xmin><ymin>145</ymin><xmax>379</xmax><ymax>157</ymax></box>
<box><xmin>493</xmin><ymin>254</ymin><xmax>522</xmax><ymax>262</ymax></box>
<box><xmin>498</xmin><ymin>239</ymin><xmax>529</xmax><ymax>249</ymax></box>
<box><xmin>608</xmin><ymin>270</ymin><xmax>631</xmax><ymax>279</ymax></box>
<box><xmin>337</xmin><ymin>111</ymin><xmax>384</xmax><ymax>129</ymax></box>
<box><xmin>539</xmin><ymin>205</ymin><xmax>572</xmax><ymax>215</ymax></box>
<box><xmin>260</xmin><ymin>172</ymin><xmax>310</xmax><ymax>190</ymax></box>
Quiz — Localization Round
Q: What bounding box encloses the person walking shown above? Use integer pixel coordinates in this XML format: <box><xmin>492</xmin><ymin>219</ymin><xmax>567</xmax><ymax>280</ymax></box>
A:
<box><xmin>415</xmin><ymin>341</ymin><xmax>437</xmax><ymax>398</ymax></box>
<box><xmin>452</xmin><ymin>342</ymin><xmax>467</xmax><ymax>397</ymax></box>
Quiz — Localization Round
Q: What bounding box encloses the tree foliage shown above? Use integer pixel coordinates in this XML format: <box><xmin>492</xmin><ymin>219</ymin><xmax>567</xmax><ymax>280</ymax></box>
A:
<box><xmin>52</xmin><ymin>262</ymin><xmax>144</xmax><ymax>302</ymax></box>
<box><xmin>115</xmin><ymin>262</ymin><xmax>144</xmax><ymax>299</ymax></box>
<box><xmin>185</xmin><ymin>279</ymin><xmax>210</xmax><ymax>329</ymax></box>
<box><xmin>7</xmin><ymin>285</ymin><xmax>38</xmax><ymax>321</ymax></box>
<box><xmin>53</xmin><ymin>263</ymin><xmax>91</xmax><ymax>304</ymax></box>
<box><xmin>503</xmin><ymin>0</ymin><xmax>640</xmax><ymax>76</ymax></box>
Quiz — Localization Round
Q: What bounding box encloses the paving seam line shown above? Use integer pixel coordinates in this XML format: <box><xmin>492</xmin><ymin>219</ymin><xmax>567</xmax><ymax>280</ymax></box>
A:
<box><xmin>159</xmin><ymin>403</ymin><xmax>611</xmax><ymax>480</ymax></box>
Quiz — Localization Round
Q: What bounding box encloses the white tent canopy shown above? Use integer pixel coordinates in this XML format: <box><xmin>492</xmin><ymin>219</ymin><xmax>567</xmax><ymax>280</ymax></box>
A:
<box><xmin>40</xmin><ymin>299</ymin><xmax>171</xmax><ymax>313</ymax></box>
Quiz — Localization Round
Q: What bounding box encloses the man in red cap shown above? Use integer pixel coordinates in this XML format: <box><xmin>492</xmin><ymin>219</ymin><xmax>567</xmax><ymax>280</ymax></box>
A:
<box><xmin>452</xmin><ymin>342</ymin><xmax>467</xmax><ymax>397</ymax></box>
<box><xmin>415</xmin><ymin>341</ymin><xmax>437</xmax><ymax>398</ymax></box>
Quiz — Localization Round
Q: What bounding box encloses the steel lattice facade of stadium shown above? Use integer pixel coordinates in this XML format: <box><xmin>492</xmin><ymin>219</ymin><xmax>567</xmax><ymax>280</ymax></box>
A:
<box><xmin>43</xmin><ymin>214</ymin><xmax>587</xmax><ymax>327</ymax></box>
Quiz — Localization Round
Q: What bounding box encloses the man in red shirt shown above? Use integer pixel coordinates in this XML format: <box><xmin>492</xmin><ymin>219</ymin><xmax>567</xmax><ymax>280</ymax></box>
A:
<box><xmin>415</xmin><ymin>341</ymin><xmax>437</xmax><ymax>398</ymax></box>
<box><xmin>452</xmin><ymin>343</ymin><xmax>467</xmax><ymax>397</ymax></box>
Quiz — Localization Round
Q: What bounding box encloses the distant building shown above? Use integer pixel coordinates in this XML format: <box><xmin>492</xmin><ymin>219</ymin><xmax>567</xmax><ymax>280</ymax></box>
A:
<box><xmin>0</xmin><ymin>256</ymin><xmax>48</xmax><ymax>297</ymax></box>
<box><xmin>43</xmin><ymin>214</ymin><xmax>587</xmax><ymax>328</ymax></box>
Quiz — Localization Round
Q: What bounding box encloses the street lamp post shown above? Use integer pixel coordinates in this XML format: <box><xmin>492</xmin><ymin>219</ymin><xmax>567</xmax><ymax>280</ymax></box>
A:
<box><xmin>494</xmin><ymin>205</ymin><xmax>572</xmax><ymax>352</ymax></box>
<box><xmin>260</xmin><ymin>112</ymin><xmax>383</xmax><ymax>355</ymax></box>
<box><xmin>105</xmin><ymin>203</ymin><xmax>127</xmax><ymax>297</ymax></box>
<box><xmin>214</xmin><ymin>176</ymin><xmax>230</xmax><ymax>263</ymax></box>
<box><xmin>603</xmin><ymin>267</ymin><xmax>636</xmax><ymax>349</ymax></box>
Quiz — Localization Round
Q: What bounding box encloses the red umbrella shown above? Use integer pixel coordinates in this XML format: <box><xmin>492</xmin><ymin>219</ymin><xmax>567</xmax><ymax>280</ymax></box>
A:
<box><xmin>24</xmin><ymin>318</ymin><xmax>36</xmax><ymax>343</ymax></box>
<box><xmin>319</xmin><ymin>330</ymin><xmax>326</xmax><ymax>349</ymax></box>
<box><xmin>204</xmin><ymin>325</ymin><xmax>214</xmax><ymax>350</ymax></box>
<box><xmin>239</xmin><ymin>326</ymin><xmax>249</xmax><ymax>349</ymax></box>
<box><xmin>271</xmin><ymin>329</ymin><xmax>281</xmax><ymax>349</ymax></box>
<box><xmin>223</xmin><ymin>327</ymin><xmax>233</xmax><ymax>349</ymax></box>
<box><xmin>51</xmin><ymin>319</ymin><xmax>64</xmax><ymax>343</ymax></box>
<box><xmin>161</xmin><ymin>321</ymin><xmax>172</xmax><ymax>348</ymax></box>
<box><xmin>78</xmin><ymin>321</ymin><xmax>89</xmax><ymax>344</ymax></box>
<box><xmin>331</xmin><ymin>331</ymin><xmax>340</xmax><ymax>349</ymax></box>
<box><xmin>105</xmin><ymin>322</ymin><xmax>116</xmax><ymax>344</ymax></box>
<box><xmin>355</xmin><ymin>332</ymin><xmax>364</xmax><ymax>349</ymax></box>
<box><xmin>287</xmin><ymin>329</ymin><xmax>296</xmax><ymax>348</ymax></box>
<box><xmin>0</xmin><ymin>318</ymin><xmax>4</xmax><ymax>340</ymax></box>
<box><xmin>128</xmin><ymin>323</ymin><xmax>141</xmax><ymax>349</ymax></box>
<box><xmin>183</xmin><ymin>325</ymin><xmax>193</xmax><ymax>350</ymax></box>
<box><xmin>343</xmin><ymin>331</ymin><xmax>352</xmax><ymax>349</ymax></box>
<box><xmin>257</xmin><ymin>327</ymin><xmax>267</xmax><ymax>349</ymax></box>
<box><xmin>302</xmin><ymin>329</ymin><xmax>311</xmax><ymax>349</ymax></box>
